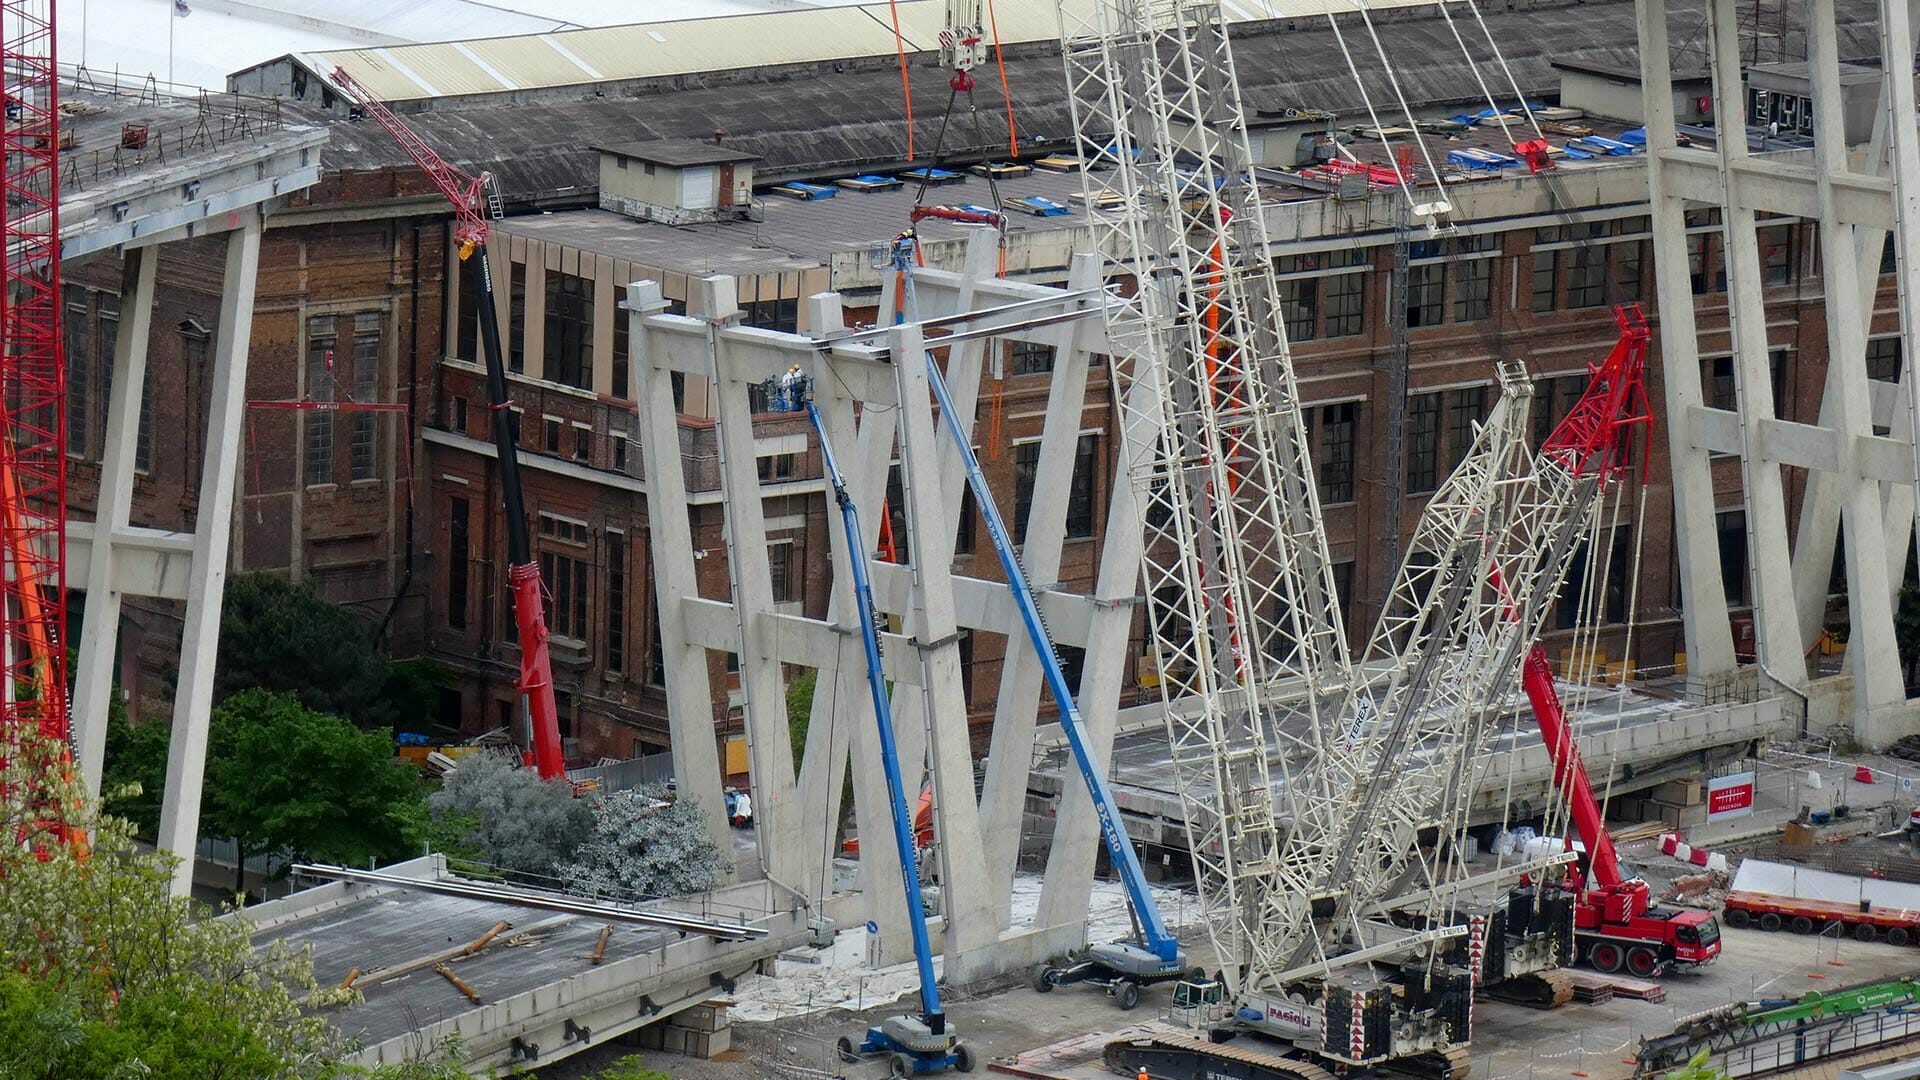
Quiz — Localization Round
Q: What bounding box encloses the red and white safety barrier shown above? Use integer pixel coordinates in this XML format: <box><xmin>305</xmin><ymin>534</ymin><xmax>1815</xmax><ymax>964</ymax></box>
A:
<box><xmin>1658</xmin><ymin>833</ymin><xmax>1730</xmax><ymax>874</ymax></box>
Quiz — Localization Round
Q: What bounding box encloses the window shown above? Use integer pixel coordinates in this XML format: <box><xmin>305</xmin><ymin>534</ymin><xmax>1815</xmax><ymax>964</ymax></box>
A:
<box><xmin>1445</xmin><ymin>386</ymin><xmax>1486</xmax><ymax>471</ymax></box>
<box><xmin>305</xmin><ymin>318</ymin><xmax>336</xmax><ymax>485</ymax></box>
<box><xmin>573</xmin><ymin>426</ymin><xmax>591</xmax><ymax>461</ymax></box>
<box><xmin>957</xmin><ymin>630</ymin><xmax>975</xmax><ymax>707</ymax></box>
<box><xmin>1013</xmin><ymin>442</ymin><xmax>1042</xmax><ymax>544</ymax></box>
<box><xmin>1011</xmin><ymin>340</ymin><xmax>1057</xmax><ymax>375</ymax></box>
<box><xmin>1317</xmin><ymin>402</ymin><xmax>1356</xmax><ymax>504</ymax></box>
<box><xmin>1454</xmin><ymin>246</ymin><xmax>1493</xmax><ymax>323</ymax></box>
<box><xmin>758</xmin><ymin>452</ymin><xmax>795</xmax><ymax>483</ymax></box>
<box><xmin>1706</xmin><ymin>356</ymin><xmax>1737</xmax><ymax>411</ymax></box>
<box><xmin>1868</xmin><ymin>337</ymin><xmax>1902</xmax><ymax>383</ymax></box>
<box><xmin>351</xmin><ymin>313</ymin><xmax>381</xmax><ymax>480</ymax></box>
<box><xmin>1614</xmin><ymin>218</ymin><xmax>1648</xmax><ymax>300</ymax></box>
<box><xmin>1531</xmin><ymin>374</ymin><xmax>1583</xmax><ymax>448</ymax></box>
<box><xmin>1331</xmin><ymin>561</ymin><xmax>1354</xmax><ymax>629</ymax></box>
<box><xmin>452</xmin><ymin>396</ymin><xmax>468</xmax><ymax>435</ymax></box>
<box><xmin>1717</xmin><ymin>510</ymin><xmax>1750</xmax><ymax>606</ymax></box>
<box><xmin>613</xmin><ymin>434</ymin><xmax>630</xmax><ymax>473</ymax></box>
<box><xmin>769</xmin><ymin>540</ymin><xmax>797</xmax><ymax>603</ymax></box>
<box><xmin>1275</xmin><ymin>253</ymin><xmax>1319</xmax><ymax>340</ymax></box>
<box><xmin>1565</xmin><ymin>237</ymin><xmax>1607</xmax><ymax>309</ymax></box>
<box><xmin>539</xmin><ymin>513</ymin><xmax>590</xmax><ymax>545</ymax></box>
<box><xmin>1686</xmin><ymin>209</ymin><xmax>1725</xmax><ymax>294</ymax></box>
<box><xmin>1056</xmin><ymin>644</ymin><xmax>1087</xmax><ymax>701</ymax></box>
<box><xmin>508</xmin><ymin>262</ymin><xmax>527</xmax><ymax>373</ymax></box>
<box><xmin>671</xmin><ymin>371</ymin><xmax>687</xmax><ymax>414</ymax></box>
<box><xmin>1324</xmin><ymin>251</ymin><xmax>1367</xmax><ymax>337</ymax></box>
<box><xmin>99</xmin><ymin>295</ymin><xmax>118</xmax><ymax>438</ymax></box>
<box><xmin>544</xmin><ymin>418</ymin><xmax>561</xmax><ymax>454</ymax></box>
<box><xmin>1067</xmin><ymin>434</ymin><xmax>1099</xmax><ymax>539</ymax></box>
<box><xmin>648</xmin><ymin>584</ymin><xmax>668</xmax><ymax>688</ymax></box>
<box><xmin>954</xmin><ymin>486</ymin><xmax>976</xmax><ymax>555</ymax></box>
<box><xmin>1687</xmin><ymin>233</ymin><xmax>1711</xmax><ymax>294</ymax></box>
<box><xmin>457</xmin><ymin>260</ymin><xmax>479</xmax><ymax>362</ymax></box>
<box><xmin>612</xmin><ymin>285</ymin><xmax>630</xmax><ymax>400</ymax></box>
<box><xmin>1406</xmin><ymin>392</ymin><xmax>1440</xmax><ymax>493</ymax></box>
<box><xmin>885</xmin><ymin>464</ymin><xmax>910</xmax><ymax>563</ymax></box>
<box><xmin>1556</xmin><ymin>529</ymin><xmax>1632</xmax><ymax>629</ymax></box>
<box><xmin>540</xmin><ymin>551</ymin><xmax>589</xmax><ymax>641</ymax></box>
<box><xmin>65</xmin><ymin>293</ymin><xmax>88</xmax><ymax>456</ymax></box>
<box><xmin>135</xmin><ymin>379</ymin><xmax>153</xmax><ymax>475</ymax></box>
<box><xmin>1531</xmin><ymin>229</ymin><xmax>1561</xmax><ymax>312</ymax></box>
<box><xmin>1758</xmin><ymin>222</ymin><xmax>1796</xmax><ymax>285</ymax></box>
<box><xmin>742</xmin><ymin>297</ymin><xmax>798</xmax><ymax>333</ymax></box>
<box><xmin>544</xmin><ymin>272</ymin><xmax>594</xmax><ymax>389</ymax></box>
<box><xmin>166</xmin><ymin>328</ymin><xmax>210</xmax><ymax>473</ymax></box>
<box><xmin>448</xmin><ymin>497</ymin><xmax>470</xmax><ymax>630</ymax></box>
<box><xmin>1884</xmin><ymin>235</ymin><xmax>1899</xmax><ymax>276</ymax></box>
<box><xmin>1407</xmin><ymin>257</ymin><xmax>1445</xmax><ymax>328</ymax></box>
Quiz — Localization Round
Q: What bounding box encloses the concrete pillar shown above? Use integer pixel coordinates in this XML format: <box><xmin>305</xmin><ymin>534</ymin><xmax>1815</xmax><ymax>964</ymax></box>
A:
<box><xmin>889</xmin><ymin>321</ymin><xmax>997</xmax><ymax>976</ymax></box>
<box><xmin>157</xmin><ymin>211</ymin><xmax>261</xmax><ymax>896</ymax></box>
<box><xmin>978</xmin><ymin>253</ymin><xmax>1103</xmax><ymax>925</ymax></box>
<box><xmin>627</xmin><ymin>281</ymin><xmax>731</xmax><ymax>849</ymax></box>
<box><xmin>1637</xmin><ymin>0</ymin><xmax>1737</xmax><ymax>684</ymax></box>
<box><xmin>72</xmin><ymin>247</ymin><xmax>156</xmax><ymax>798</ymax></box>
<box><xmin>705</xmin><ymin>275</ymin><xmax>804</xmax><ymax>890</ymax></box>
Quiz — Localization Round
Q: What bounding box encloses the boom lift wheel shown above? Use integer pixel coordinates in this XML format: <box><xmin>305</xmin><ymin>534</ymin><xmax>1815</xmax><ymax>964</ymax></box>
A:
<box><xmin>890</xmin><ymin>1052</ymin><xmax>916</xmax><ymax>1077</ymax></box>
<box><xmin>1759</xmin><ymin>913</ymin><xmax>1782</xmax><ymax>932</ymax></box>
<box><xmin>955</xmin><ymin>1044</ymin><xmax>977</xmax><ymax>1073</ymax></box>
<box><xmin>1115</xmin><ymin>980</ymin><xmax>1141</xmax><ymax>1011</ymax></box>
<box><xmin>1032</xmin><ymin>966</ymin><xmax>1056</xmax><ymax>993</ymax></box>
<box><xmin>837</xmin><ymin>1037</ymin><xmax>858</xmax><ymax>1063</ymax></box>
<box><xmin>1589</xmin><ymin>941</ymin><xmax>1624</xmax><ymax>974</ymax></box>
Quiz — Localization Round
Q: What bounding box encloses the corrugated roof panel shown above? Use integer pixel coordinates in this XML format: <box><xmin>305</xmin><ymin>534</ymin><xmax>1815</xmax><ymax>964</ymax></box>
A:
<box><xmin>462</xmin><ymin>35</ymin><xmax>600</xmax><ymax>88</ymax></box>
<box><xmin>556</xmin><ymin>8</ymin><xmax>908</xmax><ymax>83</ymax></box>
<box><xmin>307</xmin><ymin>0</ymin><xmax>1465</xmax><ymax>102</ymax></box>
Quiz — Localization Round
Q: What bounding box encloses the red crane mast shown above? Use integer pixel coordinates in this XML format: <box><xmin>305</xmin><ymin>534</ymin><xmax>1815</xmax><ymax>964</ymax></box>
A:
<box><xmin>1</xmin><ymin>0</ymin><xmax>77</xmax><ymax>850</ymax></box>
<box><xmin>327</xmin><ymin>68</ymin><xmax>564</xmax><ymax>781</ymax></box>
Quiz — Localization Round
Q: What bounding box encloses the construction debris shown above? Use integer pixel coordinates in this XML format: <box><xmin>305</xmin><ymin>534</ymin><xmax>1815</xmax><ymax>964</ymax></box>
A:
<box><xmin>434</xmin><ymin>964</ymin><xmax>482</xmax><ymax>1004</ymax></box>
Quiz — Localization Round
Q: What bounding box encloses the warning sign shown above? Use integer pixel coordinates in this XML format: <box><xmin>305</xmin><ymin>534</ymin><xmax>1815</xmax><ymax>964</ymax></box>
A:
<box><xmin>1707</xmin><ymin>771</ymin><xmax>1756</xmax><ymax>821</ymax></box>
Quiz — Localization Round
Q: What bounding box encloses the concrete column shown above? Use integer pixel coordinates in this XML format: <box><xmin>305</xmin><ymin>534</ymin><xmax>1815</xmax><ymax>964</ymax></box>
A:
<box><xmin>1802</xmin><ymin>0</ymin><xmax>1904</xmax><ymax>742</ymax></box>
<box><xmin>1035</xmin><ymin>302</ymin><xmax>1164</xmax><ymax>934</ymax></box>
<box><xmin>978</xmin><ymin>253</ymin><xmax>1103</xmax><ymax>925</ymax></box>
<box><xmin>72</xmin><ymin>247</ymin><xmax>156</xmax><ymax>797</ymax></box>
<box><xmin>705</xmin><ymin>275</ymin><xmax>804</xmax><ymax>890</ymax></box>
<box><xmin>889</xmin><ymin>321</ymin><xmax>997</xmax><ymax>976</ymax></box>
<box><xmin>627</xmin><ymin>281</ymin><xmax>731</xmax><ymax>849</ymax></box>
<box><xmin>157</xmin><ymin>212</ymin><xmax>261</xmax><ymax>896</ymax></box>
<box><xmin>1637</xmin><ymin>0</ymin><xmax>1737</xmax><ymax>685</ymax></box>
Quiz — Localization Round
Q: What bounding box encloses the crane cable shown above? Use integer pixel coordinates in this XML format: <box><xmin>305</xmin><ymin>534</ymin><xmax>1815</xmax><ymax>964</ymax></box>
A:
<box><xmin>1325</xmin><ymin>1</ymin><xmax>1452</xmax><ymax>220</ymax></box>
<box><xmin>887</xmin><ymin>0</ymin><xmax>916</xmax><ymax>161</ymax></box>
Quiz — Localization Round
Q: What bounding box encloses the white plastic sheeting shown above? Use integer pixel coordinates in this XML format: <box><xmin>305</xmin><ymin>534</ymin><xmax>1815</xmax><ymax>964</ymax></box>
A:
<box><xmin>1731</xmin><ymin>857</ymin><xmax>1920</xmax><ymax>910</ymax></box>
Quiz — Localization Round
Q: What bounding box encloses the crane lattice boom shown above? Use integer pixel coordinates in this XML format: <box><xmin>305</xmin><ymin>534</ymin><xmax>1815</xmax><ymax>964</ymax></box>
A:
<box><xmin>327</xmin><ymin>68</ymin><xmax>493</xmax><ymax>255</ymax></box>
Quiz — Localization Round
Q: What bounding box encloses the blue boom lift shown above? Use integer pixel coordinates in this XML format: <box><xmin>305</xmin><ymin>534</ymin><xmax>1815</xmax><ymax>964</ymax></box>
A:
<box><xmin>774</xmin><ymin>372</ymin><xmax>975</xmax><ymax>1077</ymax></box>
<box><xmin>891</xmin><ymin>236</ymin><xmax>1193</xmax><ymax>1008</ymax></box>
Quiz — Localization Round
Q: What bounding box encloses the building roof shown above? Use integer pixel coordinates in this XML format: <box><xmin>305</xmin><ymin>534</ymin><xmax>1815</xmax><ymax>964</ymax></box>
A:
<box><xmin>1549</xmin><ymin>58</ymin><xmax>1712</xmax><ymax>85</ymax></box>
<box><xmin>298</xmin><ymin>0</ymin><xmax>1888</xmax><ymax>207</ymax></box>
<box><xmin>68</xmin><ymin>0</ymin><xmax>870</xmax><ymax>93</ymax></box>
<box><xmin>261</xmin><ymin>0</ymin><xmax>1457</xmax><ymax>104</ymax></box>
<box><xmin>594</xmin><ymin>139</ymin><xmax>762</xmax><ymax>167</ymax></box>
<box><xmin>494</xmin><ymin>167</ymin><xmax>1091</xmax><ymax>277</ymax></box>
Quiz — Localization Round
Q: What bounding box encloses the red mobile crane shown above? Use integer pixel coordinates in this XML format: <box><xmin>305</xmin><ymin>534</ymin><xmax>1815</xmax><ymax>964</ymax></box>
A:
<box><xmin>327</xmin><ymin>68</ymin><xmax>565</xmax><ymax>781</ymax></box>
<box><xmin>1514</xmin><ymin>308</ymin><xmax>1720</xmax><ymax>978</ymax></box>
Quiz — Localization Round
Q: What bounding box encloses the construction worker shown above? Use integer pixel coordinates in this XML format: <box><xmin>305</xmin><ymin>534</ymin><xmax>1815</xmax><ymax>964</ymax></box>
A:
<box><xmin>778</xmin><ymin>364</ymin><xmax>805</xmax><ymax>412</ymax></box>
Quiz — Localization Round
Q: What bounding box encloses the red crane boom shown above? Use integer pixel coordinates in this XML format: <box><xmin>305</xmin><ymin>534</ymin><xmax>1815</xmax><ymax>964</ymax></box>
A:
<box><xmin>327</xmin><ymin>68</ymin><xmax>564</xmax><ymax>781</ymax></box>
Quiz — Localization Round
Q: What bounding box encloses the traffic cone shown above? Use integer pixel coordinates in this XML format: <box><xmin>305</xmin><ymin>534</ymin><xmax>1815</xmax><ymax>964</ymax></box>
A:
<box><xmin>1856</xmin><ymin>765</ymin><xmax>1876</xmax><ymax>783</ymax></box>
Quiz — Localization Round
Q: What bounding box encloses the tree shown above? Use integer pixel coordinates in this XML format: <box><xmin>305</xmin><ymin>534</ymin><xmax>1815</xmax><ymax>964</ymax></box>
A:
<box><xmin>787</xmin><ymin>667</ymin><xmax>816</xmax><ymax>767</ymax></box>
<box><xmin>214</xmin><ymin>572</ymin><xmax>452</xmax><ymax>732</ymax></box>
<box><xmin>104</xmin><ymin>689</ymin><xmax>424</xmax><ymax>889</ymax></box>
<box><xmin>0</xmin><ymin>729</ymin><xmax>471</xmax><ymax>1080</ymax></box>
<box><xmin>561</xmin><ymin>785</ymin><xmax>730</xmax><ymax>898</ymax></box>
<box><xmin>426</xmin><ymin>751</ymin><xmax>594</xmax><ymax>877</ymax></box>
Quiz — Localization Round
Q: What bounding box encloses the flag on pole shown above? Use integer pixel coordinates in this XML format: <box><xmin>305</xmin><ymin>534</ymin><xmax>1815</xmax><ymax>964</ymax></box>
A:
<box><xmin>173</xmin><ymin>0</ymin><xmax>191</xmax><ymax>16</ymax></box>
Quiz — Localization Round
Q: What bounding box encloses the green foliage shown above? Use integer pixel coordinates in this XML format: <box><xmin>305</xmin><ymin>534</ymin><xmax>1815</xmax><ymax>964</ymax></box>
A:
<box><xmin>103</xmin><ymin>689</ymin><xmax>423</xmax><ymax>874</ymax></box>
<box><xmin>592</xmin><ymin>1054</ymin><xmax>673</xmax><ymax>1080</ymax></box>
<box><xmin>427</xmin><ymin>751</ymin><xmax>594</xmax><ymax>876</ymax></box>
<box><xmin>205</xmin><ymin>689</ymin><xmax>425</xmax><ymax>869</ymax></box>
<box><xmin>215</xmin><ymin>572</ymin><xmax>451</xmax><ymax>732</ymax></box>
<box><xmin>786</xmin><ymin>667</ymin><xmax>817</xmax><ymax>768</ymax></box>
<box><xmin>561</xmin><ymin>785</ymin><xmax>730</xmax><ymax>898</ymax></box>
<box><xmin>1896</xmin><ymin>554</ymin><xmax>1920</xmax><ymax>684</ymax></box>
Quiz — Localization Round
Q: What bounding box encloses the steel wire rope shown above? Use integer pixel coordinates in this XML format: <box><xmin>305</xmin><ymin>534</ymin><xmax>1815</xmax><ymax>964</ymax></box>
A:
<box><xmin>1323</xmin><ymin>5</ymin><xmax>1421</xmax><ymax>212</ymax></box>
<box><xmin>1432</xmin><ymin>0</ymin><xmax>1518</xmax><ymax>146</ymax></box>
<box><xmin>1461</xmin><ymin>0</ymin><xmax>1548</xmax><ymax>142</ymax></box>
<box><xmin>1347</xmin><ymin>0</ymin><xmax>1454</xmax><ymax>214</ymax></box>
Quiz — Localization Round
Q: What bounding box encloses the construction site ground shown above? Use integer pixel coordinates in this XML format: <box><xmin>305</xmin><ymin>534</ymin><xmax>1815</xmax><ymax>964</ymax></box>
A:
<box><xmin>536</xmin><ymin>749</ymin><xmax>1920</xmax><ymax>1079</ymax></box>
